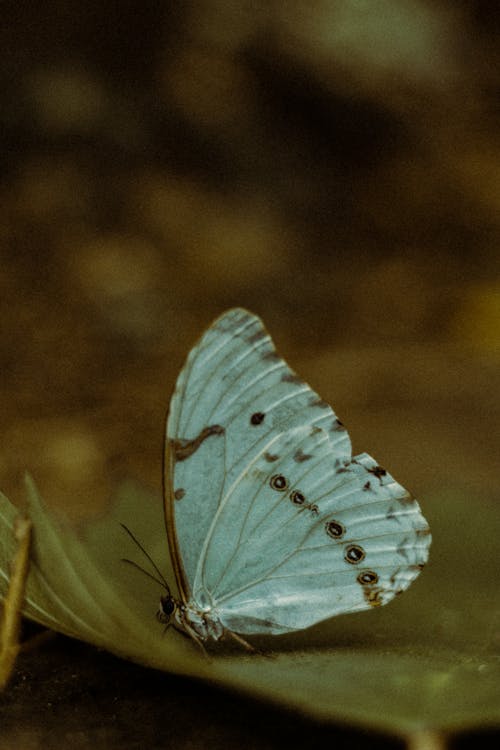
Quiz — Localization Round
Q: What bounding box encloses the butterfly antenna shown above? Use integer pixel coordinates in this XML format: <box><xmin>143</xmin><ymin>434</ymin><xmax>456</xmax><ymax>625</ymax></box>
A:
<box><xmin>120</xmin><ymin>523</ymin><xmax>171</xmax><ymax>593</ymax></box>
<box><xmin>121</xmin><ymin>558</ymin><xmax>168</xmax><ymax>589</ymax></box>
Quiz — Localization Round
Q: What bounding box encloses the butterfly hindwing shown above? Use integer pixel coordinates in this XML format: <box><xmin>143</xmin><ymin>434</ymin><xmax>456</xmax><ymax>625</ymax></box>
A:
<box><xmin>189</xmin><ymin>425</ymin><xmax>430</xmax><ymax>634</ymax></box>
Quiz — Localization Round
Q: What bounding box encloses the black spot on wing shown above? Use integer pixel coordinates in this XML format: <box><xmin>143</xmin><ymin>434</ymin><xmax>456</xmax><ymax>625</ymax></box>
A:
<box><xmin>386</xmin><ymin>504</ymin><xmax>397</xmax><ymax>520</ymax></box>
<box><xmin>334</xmin><ymin>458</ymin><xmax>351</xmax><ymax>474</ymax></box>
<box><xmin>294</xmin><ymin>448</ymin><xmax>312</xmax><ymax>462</ymax></box>
<box><xmin>264</xmin><ymin>451</ymin><xmax>280</xmax><ymax>462</ymax></box>
<box><xmin>331</xmin><ymin>418</ymin><xmax>346</xmax><ymax>431</ymax></box>
<box><xmin>262</xmin><ymin>349</ymin><xmax>281</xmax><ymax>361</ymax></box>
<box><xmin>416</xmin><ymin>527</ymin><xmax>431</xmax><ymax>538</ymax></box>
<box><xmin>250</xmin><ymin>411</ymin><xmax>265</xmax><ymax>425</ymax></box>
<box><xmin>310</xmin><ymin>426</ymin><xmax>322</xmax><ymax>436</ymax></box>
<box><xmin>281</xmin><ymin>372</ymin><xmax>304</xmax><ymax>384</ymax></box>
<box><xmin>336</xmin><ymin>465</ymin><xmax>350</xmax><ymax>474</ymax></box>
<box><xmin>397</xmin><ymin>492</ymin><xmax>416</xmax><ymax>506</ymax></box>
<box><xmin>397</xmin><ymin>539</ymin><xmax>410</xmax><ymax>561</ymax></box>
<box><xmin>171</xmin><ymin>424</ymin><xmax>225</xmax><ymax>461</ymax></box>
<box><xmin>309</xmin><ymin>397</ymin><xmax>330</xmax><ymax>409</ymax></box>
<box><xmin>248</xmin><ymin>329</ymin><xmax>267</xmax><ymax>344</ymax></box>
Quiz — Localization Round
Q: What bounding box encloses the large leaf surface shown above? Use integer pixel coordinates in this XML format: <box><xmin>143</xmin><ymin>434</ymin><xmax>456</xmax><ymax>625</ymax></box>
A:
<box><xmin>1</xmin><ymin>478</ymin><xmax>499</xmax><ymax>738</ymax></box>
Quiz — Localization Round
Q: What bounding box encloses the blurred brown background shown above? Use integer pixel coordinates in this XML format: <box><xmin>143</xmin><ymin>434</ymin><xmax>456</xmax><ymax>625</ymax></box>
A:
<box><xmin>1</xmin><ymin>1</ymin><xmax>498</xmax><ymax>519</ymax></box>
<box><xmin>1</xmin><ymin>2</ymin><xmax>499</xmax><ymax>748</ymax></box>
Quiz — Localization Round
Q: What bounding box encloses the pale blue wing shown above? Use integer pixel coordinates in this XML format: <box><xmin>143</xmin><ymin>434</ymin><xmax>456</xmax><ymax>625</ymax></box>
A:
<box><xmin>192</xmin><ymin>425</ymin><xmax>430</xmax><ymax>635</ymax></box>
<box><xmin>167</xmin><ymin>309</ymin><xmax>350</xmax><ymax>592</ymax></box>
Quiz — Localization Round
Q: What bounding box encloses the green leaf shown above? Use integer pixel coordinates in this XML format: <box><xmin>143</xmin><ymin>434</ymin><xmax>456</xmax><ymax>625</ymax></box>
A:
<box><xmin>1</xmin><ymin>478</ymin><xmax>499</xmax><ymax>738</ymax></box>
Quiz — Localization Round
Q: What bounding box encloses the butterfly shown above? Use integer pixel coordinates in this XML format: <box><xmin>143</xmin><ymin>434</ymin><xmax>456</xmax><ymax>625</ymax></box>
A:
<box><xmin>137</xmin><ymin>308</ymin><xmax>431</xmax><ymax>649</ymax></box>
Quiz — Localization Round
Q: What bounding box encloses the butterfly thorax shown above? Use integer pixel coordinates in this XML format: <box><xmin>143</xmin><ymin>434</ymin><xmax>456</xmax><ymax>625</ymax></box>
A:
<box><xmin>157</xmin><ymin>592</ymin><xmax>224</xmax><ymax>641</ymax></box>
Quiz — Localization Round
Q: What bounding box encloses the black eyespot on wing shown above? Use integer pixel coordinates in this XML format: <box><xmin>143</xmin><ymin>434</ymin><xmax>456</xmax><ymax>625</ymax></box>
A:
<box><xmin>270</xmin><ymin>474</ymin><xmax>289</xmax><ymax>491</ymax></box>
<box><xmin>345</xmin><ymin>545</ymin><xmax>366</xmax><ymax>564</ymax></box>
<box><xmin>369</xmin><ymin>465</ymin><xmax>387</xmax><ymax>479</ymax></box>
<box><xmin>357</xmin><ymin>570</ymin><xmax>379</xmax><ymax>585</ymax></box>
<box><xmin>250</xmin><ymin>412</ymin><xmax>265</xmax><ymax>425</ymax></box>
<box><xmin>290</xmin><ymin>490</ymin><xmax>306</xmax><ymax>505</ymax></box>
<box><xmin>325</xmin><ymin>520</ymin><xmax>345</xmax><ymax>539</ymax></box>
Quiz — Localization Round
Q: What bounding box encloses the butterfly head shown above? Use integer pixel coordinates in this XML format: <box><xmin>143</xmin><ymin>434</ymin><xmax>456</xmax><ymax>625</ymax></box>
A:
<box><xmin>157</xmin><ymin>593</ymin><xmax>177</xmax><ymax>624</ymax></box>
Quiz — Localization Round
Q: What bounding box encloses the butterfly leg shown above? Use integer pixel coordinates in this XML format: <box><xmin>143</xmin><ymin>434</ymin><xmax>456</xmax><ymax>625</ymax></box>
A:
<box><xmin>0</xmin><ymin>516</ymin><xmax>32</xmax><ymax>690</ymax></box>
<box><xmin>225</xmin><ymin>629</ymin><xmax>256</xmax><ymax>652</ymax></box>
<box><xmin>168</xmin><ymin>620</ymin><xmax>211</xmax><ymax>659</ymax></box>
<box><xmin>183</xmin><ymin>623</ymin><xmax>211</xmax><ymax>658</ymax></box>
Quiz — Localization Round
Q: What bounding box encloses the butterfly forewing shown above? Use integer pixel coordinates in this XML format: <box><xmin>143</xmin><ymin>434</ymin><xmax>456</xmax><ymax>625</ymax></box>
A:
<box><xmin>166</xmin><ymin>309</ymin><xmax>351</xmax><ymax>598</ymax></box>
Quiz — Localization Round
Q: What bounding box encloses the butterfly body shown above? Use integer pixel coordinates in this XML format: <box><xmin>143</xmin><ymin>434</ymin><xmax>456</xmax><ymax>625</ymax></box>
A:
<box><xmin>158</xmin><ymin>595</ymin><xmax>225</xmax><ymax>642</ymax></box>
<box><xmin>157</xmin><ymin>309</ymin><xmax>431</xmax><ymax>646</ymax></box>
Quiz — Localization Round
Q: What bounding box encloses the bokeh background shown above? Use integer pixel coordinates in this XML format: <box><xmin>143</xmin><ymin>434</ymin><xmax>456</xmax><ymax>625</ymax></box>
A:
<box><xmin>0</xmin><ymin>1</ymin><xmax>499</xmax><ymax>747</ymax></box>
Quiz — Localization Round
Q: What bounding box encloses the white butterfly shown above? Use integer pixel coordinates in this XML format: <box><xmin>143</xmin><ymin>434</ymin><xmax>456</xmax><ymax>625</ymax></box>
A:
<box><xmin>145</xmin><ymin>308</ymin><xmax>431</xmax><ymax>648</ymax></box>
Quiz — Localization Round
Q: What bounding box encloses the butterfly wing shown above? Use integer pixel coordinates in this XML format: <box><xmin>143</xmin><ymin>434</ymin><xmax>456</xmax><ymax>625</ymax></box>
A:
<box><xmin>196</xmin><ymin>425</ymin><xmax>431</xmax><ymax>634</ymax></box>
<box><xmin>165</xmin><ymin>309</ymin><xmax>350</xmax><ymax>600</ymax></box>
